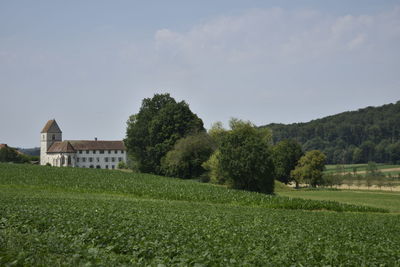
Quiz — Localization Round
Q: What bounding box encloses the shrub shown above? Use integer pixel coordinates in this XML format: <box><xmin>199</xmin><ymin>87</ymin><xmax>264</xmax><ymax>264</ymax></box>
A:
<box><xmin>117</xmin><ymin>161</ymin><xmax>128</xmax><ymax>169</ymax></box>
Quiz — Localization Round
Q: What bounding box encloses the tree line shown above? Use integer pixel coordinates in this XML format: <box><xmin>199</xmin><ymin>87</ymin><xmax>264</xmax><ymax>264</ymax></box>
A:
<box><xmin>261</xmin><ymin>101</ymin><xmax>400</xmax><ymax>164</ymax></box>
<box><xmin>124</xmin><ymin>93</ymin><xmax>327</xmax><ymax>194</ymax></box>
<box><xmin>0</xmin><ymin>145</ymin><xmax>37</xmax><ymax>163</ymax></box>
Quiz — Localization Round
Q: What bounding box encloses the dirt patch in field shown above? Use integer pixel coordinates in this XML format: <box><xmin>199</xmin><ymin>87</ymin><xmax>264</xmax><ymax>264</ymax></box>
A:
<box><xmin>288</xmin><ymin>183</ymin><xmax>400</xmax><ymax>192</ymax></box>
<box><xmin>334</xmin><ymin>184</ymin><xmax>400</xmax><ymax>192</ymax></box>
<box><xmin>355</xmin><ymin>167</ymin><xmax>400</xmax><ymax>175</ymax></box>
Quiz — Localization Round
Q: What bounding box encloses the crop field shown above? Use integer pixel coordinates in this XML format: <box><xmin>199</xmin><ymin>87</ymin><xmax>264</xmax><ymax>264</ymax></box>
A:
<box><xmin>1</xmin><ymin>163</ymin><xmax>400</xmax><ymax>266</ymax></box>
<box><xmin>325</xmin><ymin>163</ymin><xmax>400</xmax><ymax>176</ymax></box>
<box><xmin>278</xmin><ymin>189</ymin><xmax>400</xmax><ymax>213</ymax></box>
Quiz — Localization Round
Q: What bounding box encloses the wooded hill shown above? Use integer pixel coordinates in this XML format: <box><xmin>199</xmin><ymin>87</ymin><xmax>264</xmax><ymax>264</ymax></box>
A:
<box><xmin>16</xmin><ymin>147</ymin><xmax>40</xmax><ymax>156</ymax></box>
<box><xmin>261</xmin><ymin>101</ymin><xmax>400</xmax><ymax>164</ymax></box>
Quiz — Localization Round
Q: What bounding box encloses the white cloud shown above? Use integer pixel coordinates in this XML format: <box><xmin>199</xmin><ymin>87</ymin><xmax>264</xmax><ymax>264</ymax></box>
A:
<box><xmin>155</xmin><ymin>29</ymin><xmax>183</xmax><ymax>47</ymax></box>
<box><xmin>347</xmin><ymin>33</ymin><xmax>366</xmax><ymax>50</ymax></box>
<box><xmin>153</xmin><ymin>7</ymin><xmax>400</xmax><ymax>66</ymax></box>
<box><xmin>146</xmin><ymin>7</ymin><xmax>400</xmax><ymax>126</ymax></box>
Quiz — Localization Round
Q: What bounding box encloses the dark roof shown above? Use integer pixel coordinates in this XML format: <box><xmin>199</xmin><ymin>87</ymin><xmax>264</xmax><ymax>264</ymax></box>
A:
<box><xmin>47</xmin><ymin>141</ymin><xmax>75</xmax><ymax>153</ymax></box>
<box><xmin>47</xmin><ymin>140</ymin><xmax>126</xmax><ymax>153</ymax></box>
<box><xmin>41</xmin><ymin>119</ymin><xmax>62</xmax><ymax>133</ymax></box>
<box><xmin>0</xmin><ymin>144</ymin><xmax>8</xmax><ymax>149</ymax></box>
<box><xmin>69</xmin><ymin>140</ymin><xmax>126</xmax><ymax>150</ymax></box>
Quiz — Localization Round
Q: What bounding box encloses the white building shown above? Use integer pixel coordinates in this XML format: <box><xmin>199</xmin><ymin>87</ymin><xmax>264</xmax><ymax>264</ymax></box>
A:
<box><xmin>40</xmin><ymin>119</ymin><xmax>127</xmax><ymax>169</ymax></box>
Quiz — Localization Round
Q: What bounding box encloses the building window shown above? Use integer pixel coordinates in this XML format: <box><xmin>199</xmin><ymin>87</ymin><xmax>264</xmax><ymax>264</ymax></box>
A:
<box><xmin>108</xmin><ymin>150</ymin><xmax>111</xmax><ymax>154</ymax></box>
<box><xmin>93</xmin><ymin>150</ymin><xmax>96</xmax><ymax>154</ymax></box>
<box><xmin>96</xmin><ymin>157</ymin><xmax>100</xmax><ymax>162</ymax></box>
<box><xmin>111</xmin><ymin>157</ymin><xmax>115</xmax><ymax>162</ymax></box>
<box><xmin>86</xmin><ymin>150</ymin><xmax>90</xmax><ymax>154</ymax></box>
<box><xmin>105</xmin><ymin>165</ymin><xmax>108</xmax><ymax>169</ymax></box>
<box><xmin>79</xmin><ymin>150</ymin><xmax>82</xmax><ymax>154</ymax></box>
<box><xmin>82</xmin><ymin>157</ymin><xmax>86</xmax><ymax>162</ymax></box>
<box><xmin>89</xmin><ymin>157</ymin><xmax>93</xmax><ymax>162</ymax></box>
<box><xmin>105</xmin><ymin>157</ymin><xmax>109</xmax><ymax>162</ymax></box>
<box><xmin>90</xmin><ymin>165</ymin><xmax>94</xmax><ymax>168</ymax></box>
<box><xmin>100</xmin><ymin>150</ymin><xmax>104</xmax><ymax>154</ymax></box>
<box><xmin>77</xmin><ymin>158</ymin><xmax>80</xmax><ymax>163</ymax></box>
<box><xmin>114</xmin><ymin>150</ymin><xmax>118</xmax><ymax>154</ymax></box>
<box><xmin>96</xmin><ymin>165</ymin><xmax>101</xmax><ymax>169</ymax></box>
<box><xmin>112</xmin><ymin>165</ymin><xmax>115</xmax><ymax>169</ymax></box>
<box><xmin>118</xmin><ymin>157</ymin><xmax>122</xmax><ymax>162</ymax></box>
<box><xmin>120</xmin><ymin>150</ymin><xmax>124</xmax><ymax>154</ymax></box>
<box><xmin>52</xmin><ymin>134</ymin><xmax>55</xmax><ymax>140</ymax></box>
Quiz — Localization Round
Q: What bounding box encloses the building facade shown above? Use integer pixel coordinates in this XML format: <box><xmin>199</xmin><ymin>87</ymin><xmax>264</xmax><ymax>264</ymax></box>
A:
<box><xmin>40</xmin><ymin>119</ymin><xmax>127</xmax><ymax>169</ymax></box>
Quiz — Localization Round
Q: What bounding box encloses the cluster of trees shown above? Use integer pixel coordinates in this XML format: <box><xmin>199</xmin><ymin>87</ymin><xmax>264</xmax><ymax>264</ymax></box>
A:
<box><xmin>202</xmin><ymin>119</ymin><xmax>276</xmax><ymax>193</ymax></box>
<box><xmin>0</xmin><ymin>145</ymin><xmax>34</xmax><ymax>163</ymax></box>
<box><xmin>125</xmin><ymin>94</ymin><xmax>328</xmax><ymax>194</ymax></box>
<box><xmin>262</xmin><ymin>101</ymin><xmax>400</xmax><ymax>164</ymax></box>
<box><xmin>124</xmin><ymin>93</ymin><xmax>205</xmax><ymax>175</ymax></box>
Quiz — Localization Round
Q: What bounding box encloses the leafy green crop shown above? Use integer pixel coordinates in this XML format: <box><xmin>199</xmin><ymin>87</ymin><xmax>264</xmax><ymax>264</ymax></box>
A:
<box><xmin>1</xmin><ymin>192</ymin><xmax>399</xmax><ymax>266</ymax></box>
<box><xmin>0</xmin><ymin>164</ymin><xmax>386</xmax><ymax>213</ymax></box>
<box><xmin>1</xmin><ymin>163</ymin><xmax>399</xmax><ymax>266</ymax></box>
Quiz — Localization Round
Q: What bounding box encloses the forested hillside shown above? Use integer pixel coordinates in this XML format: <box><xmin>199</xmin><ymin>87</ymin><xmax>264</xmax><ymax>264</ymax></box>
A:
<box><xmin>262</xmin><ymin>101</ymin><xmax>400</xmax><ymax>164</ymax></box>
<box><xmin>16</xmin><ymin>147</ymin><xmax>40</xmax><ymax>156</ymax></box>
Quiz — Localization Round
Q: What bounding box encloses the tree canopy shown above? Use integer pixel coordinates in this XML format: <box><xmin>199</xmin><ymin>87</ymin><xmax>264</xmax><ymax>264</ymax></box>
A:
<box><xmin>125</xmin><ymin>93</ymin><xmax>205</xmax><ymax>174</ymax></box>
<box><xmin>218</xmin><ymin>119</ymin><xmax>275</xmax><ymax>194</ymax></box>
<box><xmin>161</xmin><ymin>133</ymin><xmax>215</xmax><ymax>179</ymax></box>
<box><xmin>0</xmin><ymin>145</ymin><xmax>29</xmax><ymax>163</ymax></box>
<box><xmin>272</xmin><ymin>139</ymin><xmax>303</xmax><ymax>184</ymax></box>
<box><xmin>291</xmin><ymin>150</ymin><xmax>326</xmax><ymax>188</ymax></box>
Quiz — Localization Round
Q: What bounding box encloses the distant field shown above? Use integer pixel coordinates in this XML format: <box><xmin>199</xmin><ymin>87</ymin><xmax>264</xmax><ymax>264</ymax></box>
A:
<box><xmin>278</xmin><ymin>188</ymin><xmax>400</xmax><ymax>213</ymax></box>
<box><xmin>325</xmin><ymin>163</ymin><xmax>400</xmax><ymax>176</ymax></box>
<box><xmin>1</xmin><ymin>163</ymin><xmax>400</xmax><ymax>266</ymax></box>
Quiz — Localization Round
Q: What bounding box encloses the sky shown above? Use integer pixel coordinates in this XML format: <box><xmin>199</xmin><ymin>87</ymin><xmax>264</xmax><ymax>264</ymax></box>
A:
<box><xmin>1</xmin><ymin>0</ymin><xmax>400</xmax><ymax>147</ymax></box>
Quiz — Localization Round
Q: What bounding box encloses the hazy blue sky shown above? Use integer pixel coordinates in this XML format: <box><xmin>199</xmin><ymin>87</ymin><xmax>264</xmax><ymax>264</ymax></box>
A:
<box><xmin>1</xmin><ymin>0</ymin><xmax>400</xmax><ymax>147</ymax></box>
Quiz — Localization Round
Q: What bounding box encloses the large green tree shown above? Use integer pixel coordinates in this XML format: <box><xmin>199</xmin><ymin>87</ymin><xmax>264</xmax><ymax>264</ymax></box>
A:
<box><xmin>218</xmin><ymin>119</ymin><xmax>275</xmax><ymax>194</ymax></box>
<box><xmin>125</xmin><ymin>93</ymin><xmax>205</xmax><ymax>174</ymax></box>
<box><xmin>272</xmin><ymin>139</ymin><xmax>303</xmax><ymax>184</ymax></box>
<box><xmin>291</xmin><ymin>150</ymin><xmax>326</xmax><ymax>188</ymax></box>
<box><xmin>161</xmin><ymin>133</ymin><xmax>215</xmax><ymax>179</ymax></box>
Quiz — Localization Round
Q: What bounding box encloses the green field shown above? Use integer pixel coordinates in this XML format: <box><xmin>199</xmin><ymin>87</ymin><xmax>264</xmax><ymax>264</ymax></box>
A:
<box><xmin>325</xmin><ymin>163</ymin><xmax>400</xmax><ymax>176</ymax></box>
<box><xmin>1</xmin><ymin>163</ymin><xmax>400</xmax><ymax>266</ymax></box>
<box><xmin>278</xmin><ymin>189</ymin><xmax>400</xmax><ymax>213</ymax></box>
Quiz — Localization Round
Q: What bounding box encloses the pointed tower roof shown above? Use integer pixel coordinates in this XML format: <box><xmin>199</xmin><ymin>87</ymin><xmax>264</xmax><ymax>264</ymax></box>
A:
<box><xmin>41</xmin><ymin>119</ymin><xmax>62</xmax><ymax>133</ymax></box>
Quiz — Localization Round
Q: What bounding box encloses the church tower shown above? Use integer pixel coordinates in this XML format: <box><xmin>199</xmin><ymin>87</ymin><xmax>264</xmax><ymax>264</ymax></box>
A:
<box><xmin>40</xmin><ymin>119</ymin><xmax>62</xmax><ymax>165</ymax></box>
